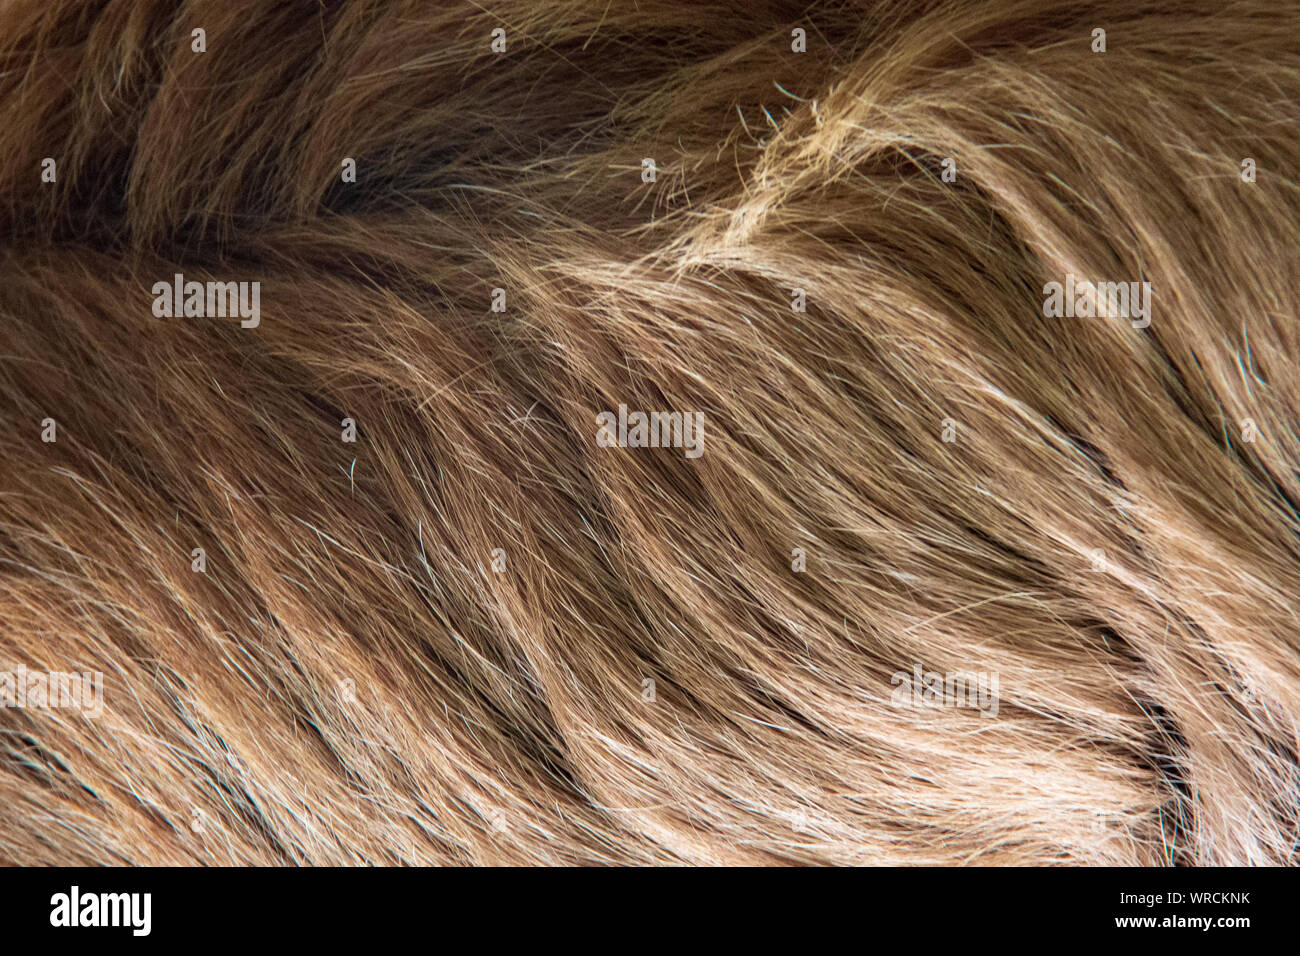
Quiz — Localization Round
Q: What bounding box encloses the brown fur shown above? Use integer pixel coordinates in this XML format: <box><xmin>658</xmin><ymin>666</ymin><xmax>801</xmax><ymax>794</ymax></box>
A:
<box><xmin>0</xmin><ymin>0</ymin><xmax>1298</xmax><ymax>865</ymax></box>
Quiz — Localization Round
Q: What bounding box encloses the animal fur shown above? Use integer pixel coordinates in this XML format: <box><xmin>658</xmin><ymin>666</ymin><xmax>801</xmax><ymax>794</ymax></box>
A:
<box><xmin>0</xmin><ymin>0</ymin><xmax>1298</xmax><ymax>865</ymax></box>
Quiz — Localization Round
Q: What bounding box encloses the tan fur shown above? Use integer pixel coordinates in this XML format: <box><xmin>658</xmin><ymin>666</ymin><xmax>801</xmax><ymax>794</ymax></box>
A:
<box><xmin>0</xmin><ymin>0</ymin><xmax>1297</xmax><ymax>865</ymax></box>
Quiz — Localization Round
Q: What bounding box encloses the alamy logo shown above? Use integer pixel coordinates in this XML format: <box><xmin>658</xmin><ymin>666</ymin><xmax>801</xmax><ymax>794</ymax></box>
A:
<box><xmin>0</xmin><ymin>666</ymin><xmax>103</xmax><ymax>718</ymax></box>
<box><xmin>1042</xmin><ymin>274</ymin><xmax>1150</xmax><ymax>329</ymax></box>
<box><xmin>891</xmin><ymin>663</ymin><xmax>999</xmax><ymax>718</ymax></box>
<box><xmin>50</xmin><ymin>886</ymin><xmax>151</xmax><ymax>936</ymax></box>
<box><xmin>596</xmin><ymin>404</ymin><xmax>704</xmax><ymax>459</ymax></box>
<box><xmin>152</xmin><ymin>273</ymin><xmax>261</xmax><ymax>328</ymax></box>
